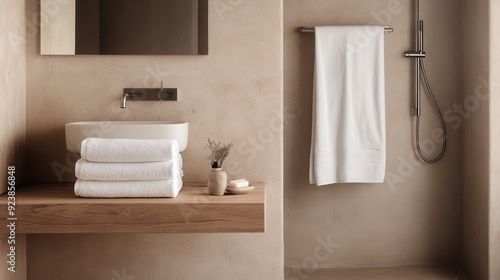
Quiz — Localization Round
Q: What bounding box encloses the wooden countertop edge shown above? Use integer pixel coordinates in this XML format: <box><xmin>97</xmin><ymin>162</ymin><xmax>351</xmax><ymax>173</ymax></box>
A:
<box><xmin>0</xmin><ymin>182</ymin><xmax>266</xmax><ymax>234</ymax></box>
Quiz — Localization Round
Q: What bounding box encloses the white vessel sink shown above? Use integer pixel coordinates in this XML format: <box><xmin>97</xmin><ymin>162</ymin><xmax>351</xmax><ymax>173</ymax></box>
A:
<box><xmin>65</xmin><ymin>121</ymin><xmax>188</xmax><ymax>154</ymax></box>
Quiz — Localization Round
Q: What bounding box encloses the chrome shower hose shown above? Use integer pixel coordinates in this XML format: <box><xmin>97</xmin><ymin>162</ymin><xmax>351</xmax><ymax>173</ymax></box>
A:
<box><xmin>415</xmin><ymin>59</ymin><xmax>447</xmax><ymax>163</ymax></box>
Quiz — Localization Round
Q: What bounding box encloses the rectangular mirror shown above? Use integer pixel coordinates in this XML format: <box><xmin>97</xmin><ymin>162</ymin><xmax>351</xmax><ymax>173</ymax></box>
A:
<box><xmin>41</xmin><ymin>0</ymin><xmax>208</xmax><ymax>55</ymax></box>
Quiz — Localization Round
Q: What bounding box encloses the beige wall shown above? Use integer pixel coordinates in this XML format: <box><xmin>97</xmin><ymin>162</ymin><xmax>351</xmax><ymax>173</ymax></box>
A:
<box><xmin>0</xmin><ymin>1</ymin><xmax>27</xmax><ymax>280</ymax></box>
<box><xmin>489</xmin><ymin>1</ymin><xmax>500</xmax><ymax>279</ymax></box>
<box><xmin>25</xmin><ymin>0</ymin><xmax>283</xmax><ymax>279</ymax></box>
<box><xmin>0</xmin><ymin>0</ymin><xmax>27</xmax><ymax>193</ymax></box>
<box><xmin>461</xmin><ymin>0</ymin><xmax>490</xmax><ymax>279</ymax></box>
<box><xmin>0</xmin><ymin>235</ymin><xmax>26</xmax><ymax>280</ymax></box>
<box><xmin>284</xmin><ymin>0</ymin><xmax>462</xmax><ymax>269</ymax></box>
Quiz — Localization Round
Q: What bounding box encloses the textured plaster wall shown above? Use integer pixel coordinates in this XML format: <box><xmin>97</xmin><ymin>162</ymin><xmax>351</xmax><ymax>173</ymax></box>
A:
<box><xmin>25</xmin><ymin>0</ymin><xmax>283</xmax><ymax>279</ymax></box>
<box><xmin>461</xmin><ymin>0</ymin><xmax>490</xmax><ymax>279</ymax></box>
<box><xmin>0</xmin><ymin>0</ymin><xmax>26</xmax><ymax>193</ymax></box>
<box><xmin>284</xmin><ymin>0</ymin><xmax>462</xmax><ymax>269</ymax></box>
<box><xmin>488</xmin><ymin>1</ymin><xmax>500</xmax><ymax>279</ymax></box>
<box><xmin>0</xmin><ymin>1</ymin><xmax>27</xmax><ymax>279</ymax></box>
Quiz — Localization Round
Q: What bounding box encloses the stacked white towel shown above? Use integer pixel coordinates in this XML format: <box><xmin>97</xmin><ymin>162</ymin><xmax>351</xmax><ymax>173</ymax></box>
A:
<box><xmin>74</xmin><ymin>138</ymin><xmax>183</xmax><ymax>198</ymax></box>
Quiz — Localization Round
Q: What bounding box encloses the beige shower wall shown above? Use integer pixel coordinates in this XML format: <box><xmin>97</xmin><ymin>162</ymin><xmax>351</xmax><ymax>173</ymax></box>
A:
<box><xmin>284</xmin><ymin>0</ymin><xmax>461</xmax><ymax>269</ymax></box>
<box><xmin>25</xmin><ymin>0</ymin><xmax>283</xmax><ymax>279</ymax></box>
<box><xmin>0</xmin><ymin>1</ymin><xmax>27</xmax><ymax>280</ymax></box>
<box><xmin>461</xmin><ymin>0</ymin><xmax>491</xmax><ymax>279</ymax></box>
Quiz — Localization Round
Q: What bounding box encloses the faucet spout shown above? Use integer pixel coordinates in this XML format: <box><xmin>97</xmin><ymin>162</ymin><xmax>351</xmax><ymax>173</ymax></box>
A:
<box><xmin>121</xmin><ymin>93</ymin><xmax>130</xmax><ymax>108</ymax></box>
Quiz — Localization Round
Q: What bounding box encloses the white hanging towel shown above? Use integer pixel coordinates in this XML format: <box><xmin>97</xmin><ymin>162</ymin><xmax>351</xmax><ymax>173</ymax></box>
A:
<box><xmin>310</xmin><ymin>26</ymin><xmax>386</xmax><ymax>186</ymax></box>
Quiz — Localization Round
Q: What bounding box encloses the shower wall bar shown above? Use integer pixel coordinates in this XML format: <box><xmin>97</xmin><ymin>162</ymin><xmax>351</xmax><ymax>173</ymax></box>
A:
<box><xmin>297</xmin><ymin>26</ymin><xmax>394</xmax><ymax>33</ymax></box>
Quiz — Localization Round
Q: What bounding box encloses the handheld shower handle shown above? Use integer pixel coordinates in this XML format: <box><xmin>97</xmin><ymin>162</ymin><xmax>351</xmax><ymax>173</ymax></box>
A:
<box><xmin>418</xmin><ymin>20</ymin><xmax>424</xmax><ymax>51</ymax></box>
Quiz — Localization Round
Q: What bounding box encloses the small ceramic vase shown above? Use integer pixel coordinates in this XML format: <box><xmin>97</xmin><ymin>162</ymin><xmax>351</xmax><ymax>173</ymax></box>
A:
<box><xmin>207</xmin><ymin>168</ymin><xmax>227</xmax><ymax>196</ymax></box>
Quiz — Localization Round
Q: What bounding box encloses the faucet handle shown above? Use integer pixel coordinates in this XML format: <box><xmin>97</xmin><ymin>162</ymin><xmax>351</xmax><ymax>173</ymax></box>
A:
<box><xmin>158</xmin><ymin>81</ymin><xmax>164</xmax><ymax>102</ymax></box>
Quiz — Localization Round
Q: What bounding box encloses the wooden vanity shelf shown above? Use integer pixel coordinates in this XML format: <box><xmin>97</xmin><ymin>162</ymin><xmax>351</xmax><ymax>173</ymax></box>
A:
<box><xmin>0</xmin><ymin>183</ymin><xmax>265</xmax><ymax>234</ymax></box>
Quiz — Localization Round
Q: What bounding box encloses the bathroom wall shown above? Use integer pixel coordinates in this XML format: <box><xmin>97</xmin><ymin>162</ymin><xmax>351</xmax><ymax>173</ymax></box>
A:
<box><xmin>0</xmin><ymin>1</ymin><xmax>27</xmax><ymax>279</ymax></box>
<box><xmin>284</xmin><ymin>0</ymin><xmax>462</xmax><ymax>270</ymax></box>
<box><xmin>0</xmin><ymin>0</ymin><xmax>26</xmax><ymax>193</ymax></box>
<box><xmin>25</xmin><ymin>0</ymin><xmax>283</xmax><ymax>279</ymax></box>
<box><xmin>490</xmin><ymin>1</ymin><xmax>500</xmax><ymax>278</ymax></box>
<box><xmin>461</xmin><ymin>0</ymin><xmax>491</xmax><ymax>279</ymax></box>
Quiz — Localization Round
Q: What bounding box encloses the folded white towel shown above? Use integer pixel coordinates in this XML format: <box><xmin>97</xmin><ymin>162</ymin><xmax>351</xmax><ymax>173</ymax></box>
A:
<box><xmin>75</xmin><ymin>153</ymin><xmax>183</xmax><ymax>181</ymax></box>
<box><xmin>74</xmin><ymin>178</ymin><xmax>183</xmax><ymax>198</ymax></box>
<box><xmin>310</xmin><ymin>26</ymin><xmax>386</xmax><ymax>185</ymax></box>
<box><xmin>81</xmin><ymin>138</ymin><xmax>179</xmax><ymax>163</ymax></box>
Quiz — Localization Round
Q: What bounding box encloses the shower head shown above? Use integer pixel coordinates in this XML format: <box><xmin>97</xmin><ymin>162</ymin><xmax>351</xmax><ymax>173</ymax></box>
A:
<box><xmin>418</xmin><ymin>20</ymin><xmax>424</xmax><ymax>51</ymax></box>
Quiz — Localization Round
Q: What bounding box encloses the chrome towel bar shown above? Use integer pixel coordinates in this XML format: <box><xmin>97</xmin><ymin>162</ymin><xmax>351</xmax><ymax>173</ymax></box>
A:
<box><xmin>298</xmin><ymin>26</ymin><xmax>394</xmax><ymax>33</ymax></box>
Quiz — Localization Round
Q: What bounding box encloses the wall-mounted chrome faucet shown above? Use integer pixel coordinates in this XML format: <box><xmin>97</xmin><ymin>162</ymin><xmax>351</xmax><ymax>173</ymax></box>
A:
<box><xmin>121</xmin><ymin>92</ymin><xmax>132</xmax><ymax>108</ymax></box>
<box><xmin>120</xmin><ymin>82</ymin><xmax>177</xmax><ymax>108</ymax></box>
